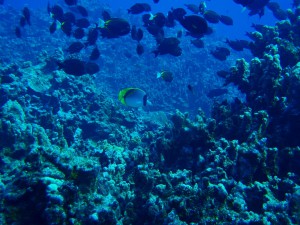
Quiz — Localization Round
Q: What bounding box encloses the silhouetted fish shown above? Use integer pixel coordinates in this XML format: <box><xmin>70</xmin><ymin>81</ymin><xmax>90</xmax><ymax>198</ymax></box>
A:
<box><xmin>75</xmin><ymin>18</ymin><xmax>90</xmax><ymax>28</ymax></box>
<box><xmin>58</xmin><ymin>58</ymin><xmax>86</xmax><ymax>76</ymax></box>
<box><xmin>225</xmin><ymin>39</ymin><xmax>249</xmax><ymax>51</ymax></box>
<box><xmin>203</xmin><ymin>10</ymin><xmax>220</xmax><ymax>23</ymax></box>
<box><xmin>210</xmin><ymin>47</ymin><xmax>230</xmax><ymax>61</ymax></box>
<box><xmin>66</xmin><ymin>42</ymin><xmax>84</xmax><ymax>54</ymax></box>
<box><xmin>136</xmin><ymin>43</ymin><xmax>144</xmax><ymax>55</ymax></box>
<box><xmin>207</xmin><ymin>88</ymin><xmax>228</xmax><ymax>98</ymax></box>
<box><xmin>15</xmin><ymin>27</ymin><xmax>21</xmax><ymax>38</ymax></box>
<box><xmin>128</xmin><ymin>3</ymin><xmax>151</xmax><ymax>14</ymax></box>
<box><xmin>76</xmin><ymin>5</ymin><xmax>88</xmax><ymax>17</ymax></box>
<box><xmin>22</xmin><ymin>7</ymin><xmax>31</xmax><ymax>25</ymax></box>
<box><xmin>50</xmin><ymin>5</ymin><xmax>64</xmax><ymax>22</ymax></box>
<box><xmin>73</xmin><ymin>27</ymin><xmax>85</xmax><ymax>39</ymax></box>
<box><xmin>99</xmin><ymin>18</ymin><xmax>130</xmax><ymax>38</ymax></box>
<box><xmin>153</xmin><ymin>37</ymin><xmax>182</xmax><ymax>57</ymax></box>
<box><xmin>89</xmin><ymin>47</ymin><xmax>100</xmax><ymax>60</ymax></box>
<box><xmin>219</xmin><ymin>15</ymin><xmax>233</xmax><ymax>25</ymax></box>
<box><xmin>179</xmin><ymin>15</ymin><xmax>208</xmax><ymax>36</ymax></box>
<box><xmin>172</xmin><ymin>8</ymin><xmax>187</xmax><ymax>21</ymax></box>
<box><xmin>65</xmin><ymin>0</ymin><xmax>77</xmax><ymax>6</ymax></box>
<box><xmin>19</xmin><ymin>16</ymin><xmax>26</xmax><ymax>27</ymax></box>
<box><xmin>102</xmin><ymin>10</ymin><xmax>111</xmax><ymax>21</ymax></box>
<box><xmin>86</xmin><ymin>28</ymin><xmax>98</xmax><ymax>46</ymax></box>
<box><xmin>63</xmin><ymin>12</ymin><xmax>76</xmax><ymax>24</ymax></box>
<box><xmin>184</xmin><ymin>4</ymin><xmax>199</xmax><ymax>14</ymax></box>
<box><xmin>191</xmin><ymin>39</ymin><xmax>204</xmax><ymax>48</ymax></box>
<box><xmin>85</xmin><ymin>62</ymin><xmax>99</xmax><ymax>75</ymax></box>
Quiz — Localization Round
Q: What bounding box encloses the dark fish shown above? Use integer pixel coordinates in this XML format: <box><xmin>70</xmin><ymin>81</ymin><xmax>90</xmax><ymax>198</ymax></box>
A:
<box><xmin>199</xmin><ymin>1</ymin><xmax>206</xmax><ymax>14</ymax></box>
<box><xmin>102</xmin><ymin>10</ymin><xmax>111</xmax><ymax>21</ymax></box>
<box><xmin>77</xmin><ymin>5</ymin><xmax>88</xmax><ymax>17</ymax></box>
<box><xmin>99</xmin><ymin>18</ymin><xmax>130</xmax><ymax>38</ymax></box>
<box><xmin>184</xmin><ymin>4</ymin><xmax>199</xmax><ymax>14</ymax></box>
<box><xmin>157</xmin><ymin>70</ymin><xmax>173</xmax><ymax>82</ymax></box>
<box><xmin>233</xmin><ymin>0</ymin><xmax>251</xmax><ymax>7</ymax></box>
<box><xmin>58</xmin><ymin>58</ymin><xmax>86</xmax><ymax>76</ymax></box>
<box><xmin>217</xmin><ymin>70</ymin><xmax>230</xmax><ymax>78</ymax></box>
<box><xmin>191</xmin><ymin>38</ymin><xmax>204</xmax><ymax>48</ymax></box>
<box><xmin>219</xmin><ymin>15</ymin><xmax>233</xmax><ymax>25</ymax></box>
<box><xmin>187</xmin><ymin>84</ymin><xmax>194</xmax><ymax>94</ymax></box>
<box><xmin>151</xmin><ymin>13</ymin><xmax>166</xmax><ymax>28</ymax></box>
<box><xmin>73</xmin><ymin>27</ymin><xmax>85</xmax><ymax>39</ymax></box>
<box><xmin>85</xmin><ymin>62</ymin><xmax>99</xmax><ymax>75</ymax></box>
<box><xmin>131</xmin><ymin>26</ymin><xmax>143</xmax><ymax>42</ymax></box>
<box><xmin>0</xmin><ymin>0</ymin><xmax>4</xmax><ymax>5</ymax></box>
<box><xmin>50</xmin><ymin>5</ymin><xmax>64</xmax><ymax>22</ymax></box>
<box><xmin>146</xmin><ymin>24</ymin><xmax>164</xmax><ymax>38</ymax></box>
<box><xmin>66</xmin><ymin>42</ymin><xmax>84</xmax><ymax>54</ymax></box>
<box><xmin>225</xmin><ymin>39</ymin><xmax>249</xmax><ymax>51</ymax></box>
<box><xmin>172</xmin><ymin>8</ymin><xmax>187</xmax><ymax>21</ymax></box>
<box><xmin>19</xmin><ymin>16</ymin><xmax>26</xmax><ymax>27</ymax></box>
<box><xmin>142</xmin><ymin>14</ymin><xmax>151</xmax><ymax>26</ymax></box>
<box><xmin>153</xmin><ymin>37</ymin><xmax>182</xmax><ymax>57</ymax></box>
<box><xmin>61</xmin><ymin>21</ymin><xmax>72</xmax><ymax>36</ymax></box>
<box><xmin>22</xmin><ymin>7</ymin><xmax>31</xmax><ymax>25</ymax></box>
<box><xmin>293</xmin><ymin>0</ymin><xmax>300</xmax><ymax>8</ymax></box>
<box><xmin>86</xmin><ymin>28</ymin><xmax>98</xmax><ymax>46</ymax></box>
<box><xmin>153</xmin><ymin>0</ymin><xmax>159</xmax><ymax>3</ymax></box>
<box><xmin>207</xmin><ymin>88</ymin><xmax>228</xmax><ymax>98</ymax></box>
<box><xmin>234</xmin><ymin>0</ymin><xmax>270</xmax><ymax>17</ymax></box>
<box><xmin>89</xmin><ymin>47</ymin><xmax>100</xmax><ymax>60</ymax></box>
<box><xmin>203</xmin><ymin>10</ymin><xmax>220</xmax><ymax>23</ymax></box>
<box><xmin>136</xmin><ymin>43</ymin><xmax>144</xmax><ymax>55</ymax></box>
<box><xmin>128</xmin><ymin>3</ymin><xmax>151</xmax><ymax>14</ymax></box>
<box><xmin>15</xmin><ymin>27</ymin><xmax>21</xmax><ymax>38</ymax></box>
<box><xmin>267</xmin><ymin>4</ymin><xmax>288</xmax><ymax>21</ymax></box>
<box><xmin>64</xmin><ymin>0</ymin><xmax>77</xmax><ymax>6</ymax></box>
<box><xmin>210</xmin><ymin>47</ymin><xmax>230</xmax><ymax>61</ymax></box>
<box><xmin>63</xmin><ymin>12</ymin><xmax>76</xmax><ymax>24</ymax></box>
<box><xmin>75</xmin><ymin>18</ymin><xmax>90</xmax><ymax>28</ymax></box>
<box><xmin>165</xmin><ymin>11</ymin><xmax>175</xmax><ymax>27</ymax></box>
<box><xmin>49</xmin><ymin>21</ymin><xmax>57</xmax><ymax>34</ymax></box>
<box><xmin>179</xmin><ymin>15</ymin><xmax>208</xmax><ymax>36</ymax></box>
<box><xmin>136</xmin><ymin>28</ymin><xmax>143</xmax><ymax>42</ymax></box>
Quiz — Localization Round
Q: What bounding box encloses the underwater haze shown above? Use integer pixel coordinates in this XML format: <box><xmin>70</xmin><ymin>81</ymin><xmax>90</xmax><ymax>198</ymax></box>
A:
<box><xmin>1</xmin><ymin>0</ymin><xmax>300</xmax><ymax>224</ymax></box>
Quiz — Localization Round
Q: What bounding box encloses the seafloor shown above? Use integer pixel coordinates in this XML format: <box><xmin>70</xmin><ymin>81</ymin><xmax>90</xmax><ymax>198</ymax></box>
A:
<box><xmin>0</xmin><ymin>1</ymin><xmax>300</xmax><ymax>225</ymax></box>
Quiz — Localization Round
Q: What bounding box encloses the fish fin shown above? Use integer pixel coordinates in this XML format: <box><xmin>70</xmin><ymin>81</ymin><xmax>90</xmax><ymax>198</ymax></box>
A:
<box><xmin>156</xmin><ymin>72</ymin><xmax>162</xmax><ymax>78</ymax></box>
<box><xmin>149</xmin><ymin>13</ymin><xmax>155</xmax><ymax>20</ymax></box>
<box><xmin>143</xmin><ymin>95</ymin><xmax>147</xmax><ymax>106</ymax></box>
<box><xmin>98</xmin><ymin>18</ymin><xmax>105</xmax><ymax>28</ymax></box>
<box><xmin>56</xmin><ymin>21</ymin><xmax>62</xmax><ymax>30</ymax></box>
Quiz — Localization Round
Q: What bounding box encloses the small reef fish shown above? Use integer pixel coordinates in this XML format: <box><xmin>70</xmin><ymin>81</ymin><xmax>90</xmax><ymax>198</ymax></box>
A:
<box><xmin>157</xmin><ymin>71</ymin><xmax>173</xmax><ymax>82</ymax></box>
<box><xmin>118</xmin><ymin>88</ymin><xmax>147</xmax><ymax>108</ymax></box>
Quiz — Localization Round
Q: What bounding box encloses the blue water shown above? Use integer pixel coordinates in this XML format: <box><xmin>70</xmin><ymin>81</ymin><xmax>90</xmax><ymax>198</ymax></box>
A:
<box><xmin>0</xmin><ymin>1</ymin><xmax>294</xmax><ymax>119</ymax></box>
